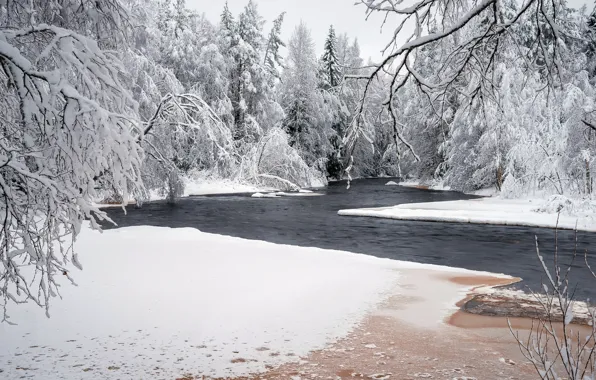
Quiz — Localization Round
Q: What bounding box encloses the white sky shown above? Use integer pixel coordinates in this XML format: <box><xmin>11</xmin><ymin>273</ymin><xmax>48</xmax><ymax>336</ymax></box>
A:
<box><xmin>187</xmin><ymin>0</ymin><xmax>593</xmax><ymax>63</ymax></box>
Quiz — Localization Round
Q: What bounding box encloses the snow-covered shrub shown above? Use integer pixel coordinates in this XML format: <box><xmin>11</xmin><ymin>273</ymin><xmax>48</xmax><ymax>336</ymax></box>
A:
<box><xmin>239</xmin><ymin>128</ymin><xmax>326</xmax><ymax>190</ymax></box>
<box><xmin>534</xmin><ymin>195</ymin><xmax>596</xmax><ymax>218</ymax></box>
<box><xmin>140</xmin><ymin>93</ymin><xmax>236</xmax><ymax>199</ymax></box>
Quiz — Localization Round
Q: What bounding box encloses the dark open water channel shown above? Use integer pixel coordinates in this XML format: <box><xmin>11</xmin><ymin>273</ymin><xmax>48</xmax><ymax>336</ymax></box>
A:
<box><xmin>104</xmin><ymin>178</ymin><xmax>596</xmax><ymax>300</ymax></box>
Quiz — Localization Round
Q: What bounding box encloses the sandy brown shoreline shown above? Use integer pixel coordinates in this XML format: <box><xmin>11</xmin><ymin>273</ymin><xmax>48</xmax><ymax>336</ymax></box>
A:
<box><xmin>182</xmin><ymin>270</ymin><xmax>543</xmax><ymax>380</ymax></box>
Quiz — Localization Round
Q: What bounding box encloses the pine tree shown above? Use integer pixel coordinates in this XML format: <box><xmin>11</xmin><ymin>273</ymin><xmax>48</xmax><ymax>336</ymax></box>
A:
<box><xmin>587</xmin><ymin>3</ymin><xmax>596</xmax><ymax>75</ymax></box>
<box><xmin>348</xmin><ymin>38</ymin><xmax>362</xmax><ymax>71</ymax></box>
<box><xmin>157</xmin><ymin>0</ymin><xmax>173</xmax><ymax>35</ymax></box>
<box><xmin>280</xmin><ymin>22</ymin><xmax>331</xmax><ymax>165</ymax></box>
<box><xmin>238</xmin><ymin>0</ymin><xmax>264</xmax><ymax>51</ymax></box>
<box><xmin>321</xmin><ymin>25</ymin><xmax>341</xmax><ymax>89</ymax></box>
<box><xmin>157</xmin><ymin>0</ymin><xmax>187</xmax><ymax>38</ymax></box>
<box><xmin>263</xmin><ymin>12</ymin><xmax>286</xmax><ymax>81</ymax></box>
<box><xmin>220</xmin><ymin>1</ymin><xmax>235</xmax><ymax>42</ymax></box>
<box><xmin>220</xmin><ymin>0</ymin><xmax>281</xmax><ymax>142</ymax></box>
<box><xmin>173</xmin><ymin>0</ymin><xmax>188</xmax><ymax>38</ymax></box>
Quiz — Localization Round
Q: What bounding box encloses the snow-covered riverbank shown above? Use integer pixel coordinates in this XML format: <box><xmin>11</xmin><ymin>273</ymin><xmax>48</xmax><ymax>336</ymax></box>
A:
<box><xmin>0</xmin><ymin>225</ymin><xmax>514</xmax><ymax>379</ymax></box>
<box><xmin>182</xmin><ymin>177</ymin><xmax>270</xmax><ymax>196</ymax></box>
<box><xmin>339</xmin><ymin>197</ymin><xmax>596</xmax><ymax>232</ymax></box>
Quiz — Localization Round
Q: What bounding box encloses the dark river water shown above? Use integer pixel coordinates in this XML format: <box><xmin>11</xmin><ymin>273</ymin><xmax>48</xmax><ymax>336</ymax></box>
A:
<box><xmin>104</xmin><ymin>178</ymin><xmax>596</xmax><ymax>300</ymax></box>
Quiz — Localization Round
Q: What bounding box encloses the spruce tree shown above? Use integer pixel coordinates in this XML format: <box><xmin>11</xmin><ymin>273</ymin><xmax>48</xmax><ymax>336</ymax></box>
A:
<box><xmin>264</xmin><ymin>12</ymin><xmax>286</xmax><ymax>80</ymax></box>
<box><xmin>321</xmin><ymin>25</ymin><xmax>341</xmax><ymax>89</ymax></box>
<box><xmin>173</xmin><ymin>0</ymin><xmax>188</xmax><ymax>38</ymax></box>
<box><xmin>220</xmin><ymin>1</ymin><xmax>235</xmax><ymax>39</ymax></box>
<box><xmin>587</xmin><ymin>4</ymin><xmax>596</xmax><ymax>75</ymax></box>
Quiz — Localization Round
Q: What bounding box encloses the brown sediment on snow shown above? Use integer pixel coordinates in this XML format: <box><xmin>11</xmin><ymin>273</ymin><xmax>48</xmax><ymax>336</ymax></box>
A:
<box><xmin>454</xmin><ymin>292</ymin><xmax>595</xmax><ymax>327</ymax></box>
<box><xmin>185</xmin><ymin>269</ymin><xmax>538</xmax><ymax>380</ymax></box>
<box><xmin>448</xmin><ymin>309</ymin><xmax>594</xmax><ymax>341</ymax></box>
<box><xmin>445</xmin><ymin>274</ymin><xmax>522</xmax><ymax>288</ymax></box>
<box><xmin>441</xmin><ymin>272</ymin><xmax>585</xmax><ymax>330</ymax></box>
<box><xmin>206</xmin><ymin>302</ymin><xmax>534</xmax><ymax>379</ymax></box>
<box><xmin>442</xmin><ymin>272</ymin><xmax>596</xmax><ymax>330</ymax></box>
<box><xmin>433</xmin><ymin>273</ymin><xmax>520</xmax><ymax>309</ymax></box>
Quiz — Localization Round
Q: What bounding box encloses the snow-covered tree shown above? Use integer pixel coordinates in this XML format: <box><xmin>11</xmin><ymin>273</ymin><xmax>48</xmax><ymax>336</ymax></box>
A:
<box><xmin>343</xmin><ymin>0</ymin><xmax>596</xmax><ymax>200</ymax></box>
<box><xmin>347</xmin><ymin>0</ymin><xmax>573</xmax><ymax>182</ymax></box>
<box><xmin>263</xmin><ymin>12</ymin><xmax>286</xmax><ymax>81</ymax></box>
<box><xmin>280</xmin><ymin>22</ymin><xmax>332</xmax><ymax>167</ymax></box>
<box><xmin>222</xmin><ymin>1</ymin><xmax>282</xmax><ymax>142</ymax></box>
<box><xmin>320</xmin><ymin>25</ymin><xmax>341</xmax><ymax>90</ymax></box>
<box><xmin>0</xmin><ymin>0</ymin><xmax>143</xmax><ymax>321</ymax></box>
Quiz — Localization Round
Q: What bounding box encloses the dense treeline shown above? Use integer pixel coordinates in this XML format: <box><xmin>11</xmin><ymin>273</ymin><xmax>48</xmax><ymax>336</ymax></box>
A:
<box><xmin>0</xmin><ymin>0</ymin><xmax>382</xmax><ymax>316</ymax></box>
<box><xmin>2</xmin><ymin>0</ymin><xmax>596</xmax><ymax>318</ymax></box>
<box><xmin>359</xmin><ymin>0</ymin><xmax>596</xmax><ymax>199</ymax></box>
<box><xmin>128</xmin><ymin>0</ymin><xmax>395</xmax><ymax>198</ymax></box>
<box><xmin>128</xmin><ymin>0</ymin><xmax>399</xmax><ymax>198</ymax></box>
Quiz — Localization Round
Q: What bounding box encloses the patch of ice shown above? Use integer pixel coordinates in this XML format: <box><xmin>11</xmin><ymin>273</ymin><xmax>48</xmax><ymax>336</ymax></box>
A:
<box><xmin>0</xmin><ymin>226</ymin><xmax>400</xmax><ymax>379</ymax></box>
<box><xmin>274</xmin><ymin>192</ymin><xmax>323</xmax><ymax>197</ymax></box>
<box><xmin>0</xmin><ymin>226</ymin><xmax>516</xmax><ymax>379</ymax></box>
<box><xmin>252</xmin><ymin>192</ymin><xmax>278</xmax><ymax>198</ymax></box>
<box><xmin>339</xmin><ymin>198</ymin><xmax>596</xmax><ymax>232</ymax></box>
<box><xmin>397</xmin><ymin>180</ymin><xmax>451</xmax><ymax>191</ymax></box>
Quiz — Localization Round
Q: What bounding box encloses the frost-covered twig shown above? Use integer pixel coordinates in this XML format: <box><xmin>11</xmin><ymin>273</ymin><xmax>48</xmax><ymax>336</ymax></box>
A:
<box><xmin>510</xmin><ymin>222</ymin><xmax>596</xmax><ymax>379</ymax></box>
<box><xmin>346</xmin><ymin>0</ymin><xmax>566</xmax><ymax>174</ymax></box>
<box><xmin>0</xmin><ymin>3</ymin><xmax>143</xmax><ymax>322</ymax></box>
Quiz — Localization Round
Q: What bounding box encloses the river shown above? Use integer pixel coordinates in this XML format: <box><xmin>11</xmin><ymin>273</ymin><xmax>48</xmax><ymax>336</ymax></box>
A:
<box><xmin>104</xmin><ymin>178</ymin><xmax>596</xmax><ymax>300</ymax></box>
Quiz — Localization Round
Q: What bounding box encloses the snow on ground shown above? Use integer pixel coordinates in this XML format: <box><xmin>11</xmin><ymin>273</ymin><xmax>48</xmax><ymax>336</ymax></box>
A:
<box><xmin>397</xmin><ymin>180</ymin><xmax>421</xmax><ymax>188</ymax></box>
<box><xmin>251</xmin><ymin>192</ymin><xmax>279</xmax><ymax>198</ymax></box>
<box><xmin>183</xmin><ymin>177</ymin><xmax>271</xmax><ymax>197</ymax></box>
<box><xmin>467</xmin><ymin>186</ymin><xmax>500</xmax><ymax>197</ymax></box>
<box><xmin>397</xmin><ymin>180</ymin><xmax>452</xmax><ymax>191</ymax></box>
<box><xmin>251</xmin><ymin>191</ymin><xmax>323</xmax><ymax>198</ymax></box>
<box><xmin>274</xmin><ymin>191</ymin><xmax>322</xmax><ymax>197</ymax></box>
<box><xmin>0</xmin><ymin>226</ymin><xmax>512</xmax><ymax>379</ymax></box>
<box><xmin>96</xmin><ymin>181</ymin><xmax>320</xmax><ymax>208</ymax></box>
<box><xmin>339</xmin><ymin>197</ymin><xmax>596</xmax><ymax>232</ymax></box>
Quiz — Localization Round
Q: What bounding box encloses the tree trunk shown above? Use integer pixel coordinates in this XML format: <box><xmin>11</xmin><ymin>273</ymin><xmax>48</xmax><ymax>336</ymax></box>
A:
<box><xmin>496</xmin><ymin>164</ymin><xmax>504</xmax><ymax>191</ymax></box>
<box><xmin>584</xmin><ymin>129</ymin><xmax>592</xmax><ymax>195</ymax></box>
<box><xmin>586</xmin><ymin>159</ymin><xmax>592</xmax><ymax>195</ymax></box>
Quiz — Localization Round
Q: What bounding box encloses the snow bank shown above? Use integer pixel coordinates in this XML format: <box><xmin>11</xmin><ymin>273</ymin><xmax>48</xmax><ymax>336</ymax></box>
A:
<box><xmin>397</xmin><ymin>180</ymin><xmax>422</xmax><ymax>188</ymax></box>
<box><xmin>398</xmin><ymin>180</ymin><xmax>452</xmax><ymax>191</ymax></box>
<box><xmin>275</xmin><ymin>191</ymin><xmax>322</xmax><ymax>197</ymax></box>
<box><xmin>252</xmin><ymin>191</ymin><xmax>323</xmax><ymax>198</ymax></box>
<box><xmin>466</xmin><ymin>186</ymin><xmax>500</xmax><ymax>197</ymax></box>
<box><xmin>184</xmin><ymin>177</ymin><xmax>269</xmax><ymax>196</ymax></box>
<box><xmin>251</xmin><ymin>192</ymin><xmax>278</xmax><ymax>198</ymax></box>
<box><xmin>534</xmin><ymin>195</ymin><xmax>596</xmax><ymax>219</ymax></box>
<box><xmin>157</xmin><ymin>175</ymin><xmax>320</xmax><ymax>199</ymax></box>
<box><xmin>339</xmin><ymin>198</ymin><xmax>596</xmax><ymax>232</ymax></box>
<box><xmin>0</xmin><ymin>226</ymin><xmax>512</xmax><ymax>379</ymax></box>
